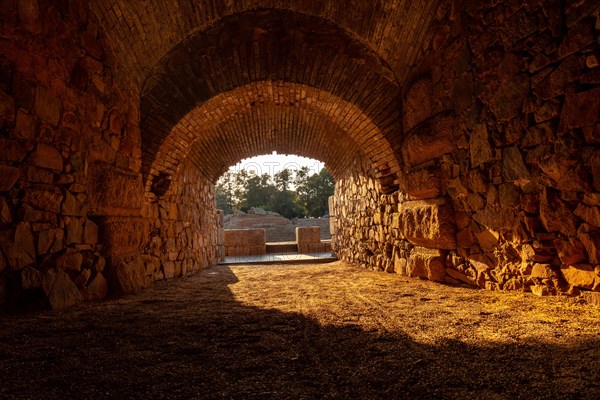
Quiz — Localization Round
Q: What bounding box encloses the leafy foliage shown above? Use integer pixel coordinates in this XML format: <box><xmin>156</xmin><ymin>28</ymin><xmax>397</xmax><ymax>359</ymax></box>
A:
<box><xmin>216</xmin><ymin>167</ymin><xmax>334</xmax><ymax>218</ymax></box>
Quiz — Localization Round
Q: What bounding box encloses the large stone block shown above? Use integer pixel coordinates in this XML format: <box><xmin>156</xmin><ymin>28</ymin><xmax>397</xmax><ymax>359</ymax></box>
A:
<box><xmin>405</xmin><ymin>247</ymin><xmax>447</xmax><ymax>283</ymax></box>
<box><xmin>403</xmin><ymin>78</ymin><xmax>433</xmax><ymax>132</ymax></box>
<box><xmin>400</xmin><ymin>198</ymin><xmax>456</xmax><ymax>250</ymax></box>
<box><xmin>42</xmin><ymin>269</ymin><xmax>83</xmax><ymax>310</ymax></box>
<box><xmin>554</xmin><ymin>239</ymin><xmax>588</xmax><ymax>265</ymax></box>
<box><xmin>88</xmin><ymin>162</ymin><xmax>143</xmax><ymax>216</ymax></box>
<box><xmin>402</xmin><ymin>113</ymin><xmax>455</xmax><ymax>166</ymax></box>
<box><xmin>99</xmin><ymin>217</ymin><xmax>149</xmax><ymax>256</ymax></box>
<box><xmin>402</xmin><ymin>168</ymin><xmax>441</xmax><ymax>199</ymax></box>
<box><xmin>82</xmin><ymin>273</ymin><xmax>108</xmax><ymax>301</ymax></box>
<box><xmin>296</xmin><ymin>226</ymin><xmax>321</xmax><ymax>244</ymax></box>
<box><xmin>23</xmin><ymin>187</ymin><xmax>63</xmax><ymax>213</ymax></box>
<box><xmin>29</xmin><ymin>143</ymin><xmax>63</xmax><ymax>171</ymax></box>
<box><xmin>223</xmin><ymin>229</ymin><xmax>266</xmax><ymax>257</ymax></box>
<box><xmin>224</xmin><ymin>229</ymin><xmax>266</xmax><ymax>247</ymax></box>
<box><xmin>540</xmin><ymin>188</ymin><xmax>578</xmax><ymax>237</ymax></box>
<box><xmin>560</xmin><ymin>264</ymin><xmax>600</xmax><ymax>291</ymax></box>
<box><xmin>108</xmin><ymin>255</ymin><xmax>149</xmax><ymax>294</ymax></box>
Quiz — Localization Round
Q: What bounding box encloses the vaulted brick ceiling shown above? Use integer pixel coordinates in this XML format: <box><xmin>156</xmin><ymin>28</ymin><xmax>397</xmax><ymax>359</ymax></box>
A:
<box><xmin>90</xmin><ymin>1</ymin><xmax>446</xmax><ymax>195</ymax></box>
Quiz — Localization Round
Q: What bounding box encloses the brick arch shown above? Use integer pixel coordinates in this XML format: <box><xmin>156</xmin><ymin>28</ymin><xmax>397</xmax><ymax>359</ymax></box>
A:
<box><xmin>147</xmin><ymin>81</ymin><xmax>399</xmax><ymax>195</ymax></box>
<box><xmin>139</xmin><ymin>9</ymin><xmax>404</xmax><ymax>195</ymax></box>
<box><xmin>91</xmin><ymin>1</ymin><xmax>445</xmax><ymax>90</ymax></box>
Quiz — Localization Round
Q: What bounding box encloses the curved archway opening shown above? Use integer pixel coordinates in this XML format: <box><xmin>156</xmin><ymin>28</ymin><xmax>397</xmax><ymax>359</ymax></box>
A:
<box><xmin>140</xmin><ymin>9</ymin><xmax>404</xmax><ymax>197</ymax></box>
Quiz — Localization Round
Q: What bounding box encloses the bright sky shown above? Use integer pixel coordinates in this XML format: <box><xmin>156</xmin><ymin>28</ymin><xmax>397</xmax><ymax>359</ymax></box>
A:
<box><xmin>228</xmin><ymin>152</ymin><xmax>325</xmax><ymax>177</ymax></box>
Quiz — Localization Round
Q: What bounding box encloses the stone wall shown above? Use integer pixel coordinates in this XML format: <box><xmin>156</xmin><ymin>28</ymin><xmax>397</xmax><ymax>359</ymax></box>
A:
<box><xmin>0</xmin><ymin>1</ymin><xmax>221</xmax><ymax>310</ymax></box>
<box><xmin>142</xmin><ymin>160</ymin><xmax>222</xmax><ymax>286</ymax></box>
<box><xmin>0</xmin><ymin>1</ymin><xmax>142</xmax><ymax>309</ymax></box>
<box><xmin>331</xmin><ymin>0</ymin><xmax>600</xmax><ymax>298</ymax></box>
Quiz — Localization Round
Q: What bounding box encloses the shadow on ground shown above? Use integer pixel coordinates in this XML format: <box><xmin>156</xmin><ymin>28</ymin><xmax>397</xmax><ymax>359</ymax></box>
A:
<box><xmin>0</xmin><ymin>265</ymin><xmax>598</xmax><ymax>399</ymax></box>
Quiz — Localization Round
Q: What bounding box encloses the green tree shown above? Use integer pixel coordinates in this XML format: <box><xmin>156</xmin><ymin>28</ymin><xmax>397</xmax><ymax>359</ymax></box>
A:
<box><xmin>215</xmin><ymin>171</ymin><xmax>237</xmax><ymax>214</ymax></box>
<box><xmin>269</xmin><ymin>168</ymin><xmax>302</xmax><ymax>218</ymax></box>
<box><xmin>295</xmin><ymin>167</ymin><xmax>334</xmax><ymax>217</ymax></box>
<box><xmin>216</xmin><ymin>166</ymin><xmax>334</xmax><ymax>218</ymax></box>
<box><xmin>241</xmin><ymin>173</ymin><xmax>276</xmax><ymax>211</ymax></box>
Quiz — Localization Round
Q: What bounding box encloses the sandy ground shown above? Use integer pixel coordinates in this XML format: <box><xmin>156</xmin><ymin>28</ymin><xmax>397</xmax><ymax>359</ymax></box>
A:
<box><xmin>1</xmin><ymin>261</ymin><xmax>599</xmax><ymax>399</ymax></box>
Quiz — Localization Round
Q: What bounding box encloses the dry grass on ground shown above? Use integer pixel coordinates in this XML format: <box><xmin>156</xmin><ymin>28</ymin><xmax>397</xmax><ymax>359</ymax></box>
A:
<box><xmin>1</xmin><ymin>261</ymin><xmax>599</xmax><ymax>399</ymax></box>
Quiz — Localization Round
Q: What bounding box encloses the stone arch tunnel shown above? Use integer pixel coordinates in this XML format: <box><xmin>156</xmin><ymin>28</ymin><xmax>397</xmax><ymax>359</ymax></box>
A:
<box><xmin>1</xmin><ymin>0</ymin><xmax>600</xmax><ymax>309</ymax></box>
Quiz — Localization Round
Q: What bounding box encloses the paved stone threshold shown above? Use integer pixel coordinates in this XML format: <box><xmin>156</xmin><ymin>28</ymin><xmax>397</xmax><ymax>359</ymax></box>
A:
<box><xmin>220</xmin><ymin>251</ymin><xmax>337</xmax><ymax>265</ymax></box>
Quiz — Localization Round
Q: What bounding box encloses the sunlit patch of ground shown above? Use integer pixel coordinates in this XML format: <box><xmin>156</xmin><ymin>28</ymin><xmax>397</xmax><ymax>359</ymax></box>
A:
<box><xmin>1</xmin><ymin>261</ymin><xmax>598</xmax><ymax>399</ymax></box>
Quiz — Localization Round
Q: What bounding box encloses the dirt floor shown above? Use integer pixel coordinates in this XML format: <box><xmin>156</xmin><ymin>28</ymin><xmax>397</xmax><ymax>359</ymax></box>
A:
<box><xmin>1</xmin><ymin>261</ymin><xmax>599</xmax><ymax>400</ymax></box>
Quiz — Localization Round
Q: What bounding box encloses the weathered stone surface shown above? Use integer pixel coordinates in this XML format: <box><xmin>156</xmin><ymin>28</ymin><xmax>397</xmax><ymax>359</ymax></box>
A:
<box><xmin>405</xmin><ymin>247</ymin><xmax>446</xmax><ymax>283</ymax></box>
<box><xmin>499</xmin><ymin>184</ymin><xmax>519</xmax><ymax>209</ymax></box>
<box><xmin>502</xmin><ymin>147</ymin><xmax>530</xmax><ymax>186</ymax></box>
<box><xmin>14</xmin><ymin>109</ymin><xmax>36</xmax><ymax>139</ymax></box>
<box><xmin>0</xmin><ymin>223</ymin><xmax>36</xmax><ymax>270</ymax></box>
<box><xmin>29</xmin><ymin>144</ymin><xmax>63</xmax><ymax>171</ymax></box>
<box><xmin>558</xmin><ymin>87</ymin><xmax>600</xmax><ymax>133</ymax></box>
<box><xmin>296</xmin><ymin>227</ymin><xmax>321</xmax><ymax>244</ymax></box>
<box><xmin>224</xmin><ymin>228</ymin><xmax>267</xmax><ymax>257</ymax></box>
<box><xmin>538</xmin><ymin>157</ymin><xmax>592</xmax><ymax>192</ymax></box>
<box><xmin>402</xmin><ymin>114</ymin><xmax>455</xmax><ymax>166</ymax></box>
<box><xmin>109</xmin><ymin>255</ymin><xmax>148</xmax><ymax>294</ymax></box>
<box><xmin>539</xmin><ymin>189</ymin><xmax>578</xmax><ymax>237</ymax></box>
<box><xmin>553</xmin><ymin>239</ymin><xmax>588</xmax><ymax>265</ymax></box>
<box><xmin>82</xmin><ymin>273</ymin><xmax>109</xmax><ymax>301</ymax></box>
<box><xmin>100</xmin><ymin>217</ymin><xmax>149</xmax><ymax>256</ymax></box>
<box><xmin>66</xmin><ymin>218</ymin><xmax>83</xmax><ymax>245</ymax></box>
<box><xmin>0</xmin><ymin>165</ymin><xmax>20</xmax><ymax>192</ymax></box>
<box><xmin>83</xmin><ymin>220</ymin><xmax>99</xmax><ymax>244</ymax></box>
<box><xmin>560</xmin><ymin>264</ymin><xmax>600</xmax><ymax>291</ymax></box>
<box><xmin>400</xmin><ymin>198</ymin><xmax>456</xmax><ymax>250</ymax></box>
<box><xmin>578</xmin><ymin>229</ymin><xmax>600</xmax><ymax>264</ymax></box>
<box><xmin>530</xmin><ymin>264</ymin><xmax>558</xmax><ymax>280</ymax></box>
<box><xmin>0</xmin><ymin>138</ymin><xmax>27</xmax><ymax>162</ymax></box>
<box><xmin>445</xmin><ymin>267</ymin><xmax>477</xmax><ymax>286</ymax></box>
<box><xmin>403</xmin><ymin>78</ymin><xmax>433</xmax><ymax>132</ymax></box>
<box><xmin>489</xmin><ymin>74</ymin><xmax>529</xmax><ymax>121</ymax></box>
<box><xmin>470</xmin><ymin>124</ymin><xmax>493</xmax><ymax>167</ymax></box>
<box><xmin>37</xmin><ymin>229</ymin><xmax>63</xmax><ymax>255</ymax></box>
<box><xmin>42</xmin><ymin>269</ymin><xmax>83</xmax><ymax>310</ymax></box>
<box><xmin>62</xmin><ymin>191</ymin><xmax>87</xmax><ymax>216</ymax></box>
<box><xmin>474</xmin><ymin>227</ymin><xmax>499</xmax><ymax>250</ymax></box>
<box><xmin>447</xmin><ymin>178</ymin><xmax>469</xmax><ymax>199</ymax></box>
<box><xmin>23</xmin><ymin>188</ymin><xmax>63</xmax><ymax>213</ymax></box>
<box><xmin>34</xmin><ymin>86</ymin><xmax>61</xmax><ymax>125</ymax></box>
<box><xmin>472</xmin><ymin>208</ymin><xmax>516</xmax><ymax>230</ymax></box>
<box><xmin>574</xmin><ymin>204</ymin><xmax>600</xmax><ymax>227</ymax></box>
<box><xmin>88</xmin><ymin>162</ymin><xmax>144</xmax><ymax>215</ymax></box>
<box><xmin>403</xmin><ymin>168</ymin><xmax>441</xmax><ymax>199</ymax></box>
<box><xmin>56</xmin><ymin>251</ymin><xmax>83</xmax><ymax>271</ymax></box>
